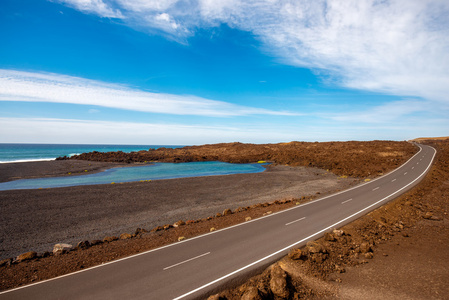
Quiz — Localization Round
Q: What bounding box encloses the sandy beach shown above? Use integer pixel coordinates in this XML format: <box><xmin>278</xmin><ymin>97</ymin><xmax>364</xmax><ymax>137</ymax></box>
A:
<box><xmin>0</xmin><ymin>160</ymin><xmax>356</xmax><ymax>260</ymax></box>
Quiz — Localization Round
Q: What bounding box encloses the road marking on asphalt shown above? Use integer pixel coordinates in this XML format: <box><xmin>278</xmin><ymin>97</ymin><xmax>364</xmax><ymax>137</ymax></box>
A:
<box><xmin>391</xmin><ymin>179</ymin><xmax>396</xmax><ymax>182</ymax></box>
<box><xmin>285</xmin><ymin>217</ymin><xmax>306</xmax><ymax>226</ymax></box>
<box><xmin>0</xmin><ymin>145</ymin><xmax>431</xmax><ymax>298</ymax></box>
<box><xmin>372</xmin><ymin>187</ymin><xmax>379</xmax><ymax>191</ymax></box>
<box><xmin>173</xmin><ymin>145</ymin><xmax>437</xmax><ymax>300</ymax></box>
<box><xmin>404</xmin><ymin>172</ymin><xmax>408</xmax><ymax>175</ymax></box>
<box><xmin>163</xmin><ymin>252</ymin><xmax>210</xmax><ymax>270</ymax></box>
<box><xmin>341</xmin><ymin>198</ymin><xmax>353</xmax><ymax>204</ymax></box>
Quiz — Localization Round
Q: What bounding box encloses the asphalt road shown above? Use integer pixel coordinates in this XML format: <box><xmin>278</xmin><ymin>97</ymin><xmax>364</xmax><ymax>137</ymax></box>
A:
<box><xmin>0</xmin><ymin>144</ymin><xmax>436</xmax><ymax>300</ymax></box>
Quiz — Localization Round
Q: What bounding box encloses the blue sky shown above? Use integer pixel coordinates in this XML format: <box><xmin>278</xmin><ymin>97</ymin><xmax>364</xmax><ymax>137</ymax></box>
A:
<box><xmin>0</xmin><ymin>0</ymin><xmax>448</xmax><ymax>145</ymax></box>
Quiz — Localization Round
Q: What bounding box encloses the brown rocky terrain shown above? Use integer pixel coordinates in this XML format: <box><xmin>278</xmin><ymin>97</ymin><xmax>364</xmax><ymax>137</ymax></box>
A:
<box><xmin>2</xmin><ymin>139</ymin><xmax>444</xmax><ymax>298</ymax></box>
<box><xmin>63</xmin><ymin>140</ymin><xmax>416</xmax><ymax>178</ymax></box>
<box><xmin>207</xmin><ymin>139</ymin><xmax>449</xmax><ymax>299</ymax></box>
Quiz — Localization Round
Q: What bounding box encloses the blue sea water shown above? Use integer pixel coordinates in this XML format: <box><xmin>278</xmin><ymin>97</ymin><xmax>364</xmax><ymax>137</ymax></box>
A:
<box><xmin>0</xmin><ymin>161</ymin><xmax>267</xmax><ymax>191</ymax></box>
<box><xmin>0</xmin><ymin>143</ymin><xmax>184</xmax><ymax>163</ymax></box>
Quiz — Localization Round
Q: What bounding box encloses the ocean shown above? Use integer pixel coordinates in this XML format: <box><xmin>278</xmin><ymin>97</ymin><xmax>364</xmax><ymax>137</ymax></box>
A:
<box><xmin>0</xmin><ymin>143</ymin><xmax>185</xmax><ymax>163</ymax></box>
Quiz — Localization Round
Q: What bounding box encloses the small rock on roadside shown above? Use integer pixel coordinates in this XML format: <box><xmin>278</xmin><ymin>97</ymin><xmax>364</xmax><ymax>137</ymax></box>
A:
<box><xmin>223</xmin><ymin>208</ymin><xmax>233</xmax><ymax>216</ymax></box>
<box><xmin>270</xmin><ymin>264</ymin><xmax>289</xmax><ymax>299</ymax></box>
<box><xmin>53</xmin><ymin>243</ymin><xmax>73</xmax><ymax>255</ymax></box>
<box><xmin>16</xmin><ymin>251</ymin><xmax>37</xmax><ymax>262</ymax></box>
<box><xmin>324</xmin><ymin>232</ymin><xmax>336</xmax><ymax>241</ymax></box>
<box><xmin>423</xmin><ymin>212</ymin><xmax>433</xmax><ymax>219</ymax></box>
<box><xmin>242</xmin><ymin>286</ymin><xmax>262</xmax><ymax>300</ymax></box>
<box><xmin>359</xmin><ymin>242</ymin><xmax>372</xmax><ymax>254</ymax></box>
<box><xmin>103</xmin><ymin>236</ymin><xmax>118</xmax><ymax>243</ymax></box>
<box><xmin>288</xmin><ymin>248</ymin><xmax>304</xmax><ymax>260</ymax></box>
<box><xmin>120</xmin><ymin>233</ymin><xmax>132</xmax><ymax>240</ymax></box>
<box><xmin>173</xmin><ymin>220</ymin><xmax>185</xmax><ymax>227</ymax></box>
<box><xmin>333</xmin><ymin>229</ymin><xmax>345</xmax><ymax>237</ymax></box>
<box><xmin>0</xmin><ymin>258</ymin><xmax>13</xmax><ymax>267</ymax></box>
<box><xmin>245</xmin><ymin>217</ymin><xmax>252</xmax><ymax>221</ymax></box>
<box><xmin>76</xmin><ymin>241</ymin><xmax>90</xmax><ymax>249</ymax></box>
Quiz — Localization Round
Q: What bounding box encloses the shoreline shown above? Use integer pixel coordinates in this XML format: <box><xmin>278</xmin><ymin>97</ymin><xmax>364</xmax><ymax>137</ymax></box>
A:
<box><xmin>0</xmin><ymin>160</ymin><xmax>134</xmax><ymax>183</ymax></box>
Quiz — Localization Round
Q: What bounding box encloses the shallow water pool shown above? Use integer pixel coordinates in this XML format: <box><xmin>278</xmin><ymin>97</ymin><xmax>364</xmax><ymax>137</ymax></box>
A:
<box><xmin>0</xmin><ymin>161</ymin><xmax>267</xmax><ymax>191</ymax></box>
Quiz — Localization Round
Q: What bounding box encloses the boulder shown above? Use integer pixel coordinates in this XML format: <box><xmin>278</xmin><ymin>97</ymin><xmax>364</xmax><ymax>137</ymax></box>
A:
<box><xmin>423</xmin><ymin>212</ymin><xmax>433</xmax><ymax>219</ymax></box>
<box><xmin>0</xmin><ymin>258</ymin><xmax>12</xmax><ymax>267</ymax></box>
<box><xmin>245</xmin><ymin>217</ymin><xmax>252</xmax><ymax>221</ymax></box>
<box><xmin>53</xmin><ymin>243</ymin><xmax>73</xmax><ymax>255</ymax></box>
<box><xmin>223</xmin><ymin>208</ymin><xmax>233</xmax><ymax>216</ymax></box>
<box><xmin>120</xmin><ymin>233</ymin><xmax>132</xmax><ymax>240</ymax></box>
<box><xmin>76</xmin><ymin>241</ymin><xmax>90</xmax><ymax>249</ymax></box>
<box><xmin>134</xmin><ymin>228</ymin><xmax>147</xmax><ymax>235</ymax></box>
<box><xmin>306</xmin><ymin>241</ymin><xmax>327</xmax><ymax>254</ymax></box>
<box><xmin>324</xmin><ymin>232</ymin><xmax>336</xmax><ymax>241</ymax></box>
<box><xmin>173</xmin><ymin>220</ymin><xmax>185</xmax><ymax>227</ymax></box>
<box><xmin>242</xmin><ymin>286</ymin><xmax>262</xmax><ymax>300</ymax></box>
<box><xmin>90</xmin><ymin>240</ymin><xmax>103</xmax><ymax>246</ymax></box>
<box><xmin>16</xmin><ymin>251</ymin><xmax>37</xmax><ymax>262</ymax></box>
<box><xmin>288</xmin><ymin>249</ymin><xmax>304</xmax><ymax>260</ymax></box>
<box><xmin>178</xmin><ymin>236</ymin><xmax>186</xmax><ymax>241</ymax></box>
<box><xmin>103</xmin><ymin>236</ymin><xmax>118</xmax><ymax>243</ymax></box>
<box><xmin>270</xmin><ymin>264</ymin><xmax>289</xmax><ymax>299</ymax></box>
<box><xmin>333</xmin><ymin>229</ymin><xmax>345</xmax><ymax>237</ymax></box>
<box><xmin>359</xmin><ymin>242</ymin><xmax>372</xmax><ymax>253</ymax></box>
<box><xmin>151</xmin><ymin>226</ymin><xmax>164</xmax><ymax>232</ymax></box>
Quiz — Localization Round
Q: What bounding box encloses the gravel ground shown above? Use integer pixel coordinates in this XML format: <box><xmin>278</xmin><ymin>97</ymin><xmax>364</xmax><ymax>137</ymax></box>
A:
<box><xmin>0</xmin><ymin>161</ymin><xmax>356</xmax><ymax>260</ymax></box>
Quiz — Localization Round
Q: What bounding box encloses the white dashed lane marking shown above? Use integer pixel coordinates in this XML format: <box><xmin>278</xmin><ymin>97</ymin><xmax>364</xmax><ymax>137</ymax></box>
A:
<box><xmin>285</xmin><ymin>217</ymin><xmax>306</xmax><ymax>226</ymax></box>
<box><xmin>163</xmin><ymin>252</ymin><xmax>211</xmax><ymax>271</ymax></box>
<box><xmin>341</xmin><ymin>199</ymin><xmax>353</xmax><ymax>204</ymax></box>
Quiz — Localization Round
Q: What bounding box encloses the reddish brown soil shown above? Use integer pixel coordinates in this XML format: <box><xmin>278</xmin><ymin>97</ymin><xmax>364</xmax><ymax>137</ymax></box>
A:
<box><xmin>0</xmin><ymin>140</ymin><xmax>427</xmax><ymax>295</ymax></box>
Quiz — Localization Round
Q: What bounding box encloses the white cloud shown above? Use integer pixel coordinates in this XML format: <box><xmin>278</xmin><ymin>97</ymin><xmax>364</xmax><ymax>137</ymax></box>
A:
<box><xmin>54</xmin><ymin>0</ymin><xmax>449</xmax><ymax>104</ymax></box>
<box><xmin>0</xmin><ymin>117</ymin><xmax>301</xmax><ymax>144</ymax></box>
<box><xmin>326</xmin><ymin>99</ymin><xmax>429</xmax><ymax>123</ymax></box>
<box><xmin>0</xmin><ymin>69</ymin><xmax>297</xmax><ymax>117</ymax></box>
<box><xmin>56</xmin><ymin>0</ymin><xmax>124</xmax><ymax>18</ymax></box>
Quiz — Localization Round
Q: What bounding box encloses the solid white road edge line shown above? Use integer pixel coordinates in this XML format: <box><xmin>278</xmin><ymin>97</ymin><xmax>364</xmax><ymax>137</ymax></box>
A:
<box><xmin>163</xmin><ymin>252</ymin><xmax>210</xmax><ymax>271</ymax></box>
<box><xmin>0</xmin><ymin>144</ymin><xmax>426</xmax><ymax>295</ymax></box>
<box><xmin>173</xmin><ymin>146</ymin><xmax>436</xmax><ymax>300</ymax></box>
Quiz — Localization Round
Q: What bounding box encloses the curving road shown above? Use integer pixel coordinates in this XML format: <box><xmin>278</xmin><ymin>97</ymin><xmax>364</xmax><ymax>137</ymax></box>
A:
<box><xmin>0</xmin><ymin>144</ymin><xmax>436</xmax><ymax>300</ymax></box>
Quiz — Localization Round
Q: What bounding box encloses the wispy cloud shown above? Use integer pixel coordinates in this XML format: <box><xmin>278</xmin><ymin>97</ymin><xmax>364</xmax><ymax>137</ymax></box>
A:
<box><xmin>56</xmin><ymin>0</ymin><xmax>124</xmax><ymax>18</ymax></box>
<box><xmin>2</xmin><ymin>115</ymin><xmax>447</xmax><ymax>144</ymax></box>
<box><xmin>325</xmin><ymin>99</ymin><xmax>429</xmax><ymax>123</ymax></box>
<box><xmin>0</xmin><ymin>69</ymin><xmax>297</xmax><ymax>117</ymax></box>
<box><xmin>54</xmin><ymin>0</ymin><xmax>449</xmax><ymax>104</ymax></box>
<box><xmin>0</xmin><ymin>117</ymin><xmax>301</xmax><ymax>144</ymax></box>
